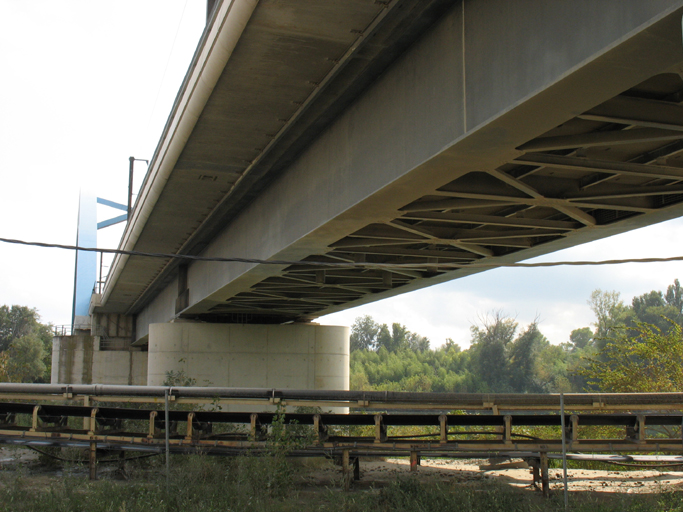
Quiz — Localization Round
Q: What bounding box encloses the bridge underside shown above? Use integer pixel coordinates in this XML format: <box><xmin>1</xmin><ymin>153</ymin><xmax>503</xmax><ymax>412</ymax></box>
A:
<box><xmin>225</xmin><ymin>73</ymin><xmax>683</xmax><ymax>321</ymax></box>
<box><xmin>96</xmin><ymin>0</ymin><xmax>683</xmax><ymax>334</ymax></box>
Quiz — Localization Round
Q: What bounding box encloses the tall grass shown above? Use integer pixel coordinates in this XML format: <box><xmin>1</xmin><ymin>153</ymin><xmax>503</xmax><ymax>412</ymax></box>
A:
<box><xmin>0</xmin><ymin>454</ymin><xmax>682</xmax><ymax>512</ymax></box>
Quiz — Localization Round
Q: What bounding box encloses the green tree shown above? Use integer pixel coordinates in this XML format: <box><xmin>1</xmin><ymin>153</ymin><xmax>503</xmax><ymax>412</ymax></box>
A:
<box><xmin>588</xmin><ymin>289</ymin><xmax>630</xmax><ymax>342</ymax></box>
<box><xmin>383</xmin><ymin>323</ymin><xmax>408</xmax><ymax>352</ymax></box>
<box><xmin>0</xmin><ymin>305</ymin><xmax>52</xmax><ymax>382</ymax></box>
<box><xmin>564</xmin><ymin>328</ymin><xmax>597</xmax><ymax>391</ymax></box>
<box><xmin>580</xmin><ymin>319</ymin><xmax>683</xmax><ymax>392</ymax></box>
<box><xmin>351</xmin><ymin>315</ymin><xmax>430</xmax><ymax>354</ymax></box>
<box><xmin>665</xmin><ymin>278</ymin><xmax>683</xmax><ymax>313</ymax></box>
<box><xmin>406</xmin><ymin>331</ymin><xmax>430</xmax><ymax>352</ymax></box>
<box><xmin>350</xmin><ymin>315</ymin><xmax>381</xmax><ymax>351</ymax></box>
<box><xmin>568</xmin><ymin>327</ymin><xmax>593</xmax><ymax>352</ymax></box>
<box><xmin>535</xmin><ymin>344</ymin><xmax>571</xmax><ymax>392</ymax></box>
<box><xmin>375</xmin><ymin>322</ymin><xmax>430</xmax><ymax>353</ymax></box>
<box><xmin>628</xmin><ymin>284</ymin><xmax>683</xmax><ymax>333</ymax></box>
<box><xmin>469</xmin><ymin>312</ymin><xmax>517</xmax><ymax>392</ymax></box>
<box><xmin>507</xmin><ymin>322</ymin><xmax>547</xmax><ymax>392</ymax></box>
<box><xmin>6</xmin><ymin>335</ymin><xmax>46</xmax><ymax>383</ymax></box>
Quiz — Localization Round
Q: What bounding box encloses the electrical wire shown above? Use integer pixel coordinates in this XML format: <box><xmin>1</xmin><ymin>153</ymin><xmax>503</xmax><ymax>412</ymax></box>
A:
<box><xmin>3</xmin><ymin>236</ymin><xmax>683</xmax><ymax>270</ymax></box>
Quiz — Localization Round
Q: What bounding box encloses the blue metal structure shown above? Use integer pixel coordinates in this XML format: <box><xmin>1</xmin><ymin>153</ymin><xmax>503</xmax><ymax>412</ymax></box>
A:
<box><xmin>96</xmin><ymin>198</ymin><xmax>128</xmax><ymax>229</ymax></box>
<box><xmin>71</xmin><ymin>192</ymin><xmax>128</xmax><ymax>330</ymax></box>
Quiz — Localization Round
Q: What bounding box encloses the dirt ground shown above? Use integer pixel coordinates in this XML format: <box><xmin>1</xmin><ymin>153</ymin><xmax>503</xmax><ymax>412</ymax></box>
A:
<box><xmin>0</xmin><ymin>446</ymin><xmax>681</xmax><ymax>496</ymax></box>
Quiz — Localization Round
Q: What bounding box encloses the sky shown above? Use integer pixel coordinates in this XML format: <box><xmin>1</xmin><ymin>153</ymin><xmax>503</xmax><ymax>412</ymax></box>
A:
<box><xmin>2</xmin><ymin>1</ymin><xmax>683</xmax><ymax>348</ymax></box>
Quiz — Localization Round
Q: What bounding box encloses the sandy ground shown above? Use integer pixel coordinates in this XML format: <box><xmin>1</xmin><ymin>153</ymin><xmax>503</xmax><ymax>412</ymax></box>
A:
<box><xmin>305</xmin><ymin>457</ymin><xmax>683</xmax><ymax>494</ymax></box>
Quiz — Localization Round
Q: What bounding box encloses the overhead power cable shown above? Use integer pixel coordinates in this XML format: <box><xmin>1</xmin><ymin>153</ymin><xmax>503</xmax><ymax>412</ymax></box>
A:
<box><xmin>2</xmin><ymin>236</ymin><xmax>683</xmax><ymax>269</ymax></box>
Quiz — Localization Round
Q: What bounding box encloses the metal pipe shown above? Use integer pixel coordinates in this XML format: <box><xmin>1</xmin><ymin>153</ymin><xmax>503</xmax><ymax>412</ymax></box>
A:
<box><xmin>561</xmin><ymin>393</ymin><xmax>568</xmax><ymax>510</ymax></box>
<box><xmin>165</xmin><ymin>388</ymin><xmax>170</xmax><ymax>491</ymax></box>
<box><xmin>0</xmin><ymin>383</ymin><xmax>677</xmax><ymax>414</ymax></box>
<box><xmin>127</xmin><ymin>156</ymin><xmax>135</xmax><ymax>218</ymax></box>
<box><xmin>4</xmin><ymin>384</ymin><xmax>683</xmax><ymax>407</ymax></box>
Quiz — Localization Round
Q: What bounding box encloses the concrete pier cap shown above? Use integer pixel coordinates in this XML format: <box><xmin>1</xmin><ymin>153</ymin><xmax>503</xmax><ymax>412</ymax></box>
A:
<box><xmin>147</xmin><ymin>322</ymin><xmax>349</xmax><ymax>391</ymax></box>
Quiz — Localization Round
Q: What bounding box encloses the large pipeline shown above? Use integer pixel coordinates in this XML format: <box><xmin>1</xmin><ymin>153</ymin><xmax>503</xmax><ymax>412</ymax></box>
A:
<box><xmin>1</xmin><ymin>383</ymin><xmax>682</xmax><ymax>409</ymax></box>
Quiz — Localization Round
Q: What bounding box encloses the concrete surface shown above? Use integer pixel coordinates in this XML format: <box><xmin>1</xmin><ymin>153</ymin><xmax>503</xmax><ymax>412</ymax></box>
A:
<box><xmin>146</xmin><ymin>322</ymin><xmax>349</xmax><ymax>390</ymax></box>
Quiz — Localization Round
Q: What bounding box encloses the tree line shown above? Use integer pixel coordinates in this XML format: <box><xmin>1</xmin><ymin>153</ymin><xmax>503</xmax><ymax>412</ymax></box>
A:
<box><xmin>350</xmin><ymin>279</ymin><xmax>683</xmax><ymax>394</ymax></box>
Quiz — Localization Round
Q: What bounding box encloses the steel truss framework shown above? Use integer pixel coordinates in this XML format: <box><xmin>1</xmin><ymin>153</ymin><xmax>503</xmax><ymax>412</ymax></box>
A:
<box><xmin>2</xmin><ymin>385</ymin><xmax>683</xmax><ymax>493</ymax></box>
<box><xmin>215</xmin><ymin>73</ymin><xmax>683</xmax><ymax>321</ymax></box>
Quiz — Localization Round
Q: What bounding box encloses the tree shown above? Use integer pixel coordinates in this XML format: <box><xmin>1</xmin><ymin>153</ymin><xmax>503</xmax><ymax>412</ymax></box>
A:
<box><xmin>383</xmin><ymin>323</ymin><xmax>408</xmax><ymax>352</ymax></box>
<box><xmin>6</xmin><ymin>335</ymin><xmax>46</xmax><ymax>383</ymax></box>
<box><xmin>579</xmin><ymin>319</ymin><xmax>683</xmax><ymax>392</ymax></box>
<box><xmin>0</xmin><ymin>305</ymin><xmax>52</xmax><ymax>382</ymax></box>
<box><xmin>507</xmin><ymin>322</ymin><xmax>547</xmax><ymax>392</ymax></box>
<box><xmin>406</xmin><ymin>331</ymin><xmax>430</xmax><ymax>352</ymax></box>
<box><xmin>350</xmin><ymin>315</ymin><xmax>381</xmax><ymax>351</ymax></box>
<box><xmin>588</xmin><ymin>290</ymin><xmax>629</xmax><ymax>342</ymax></box>
<box><xmin>665</xmin><ymin>278</ymin><xmax>683</xmax><ymax>313</ymax></box>
<box><xmin>374</xmin><ymin>323</ymin><xmax>430</xmax><ymax>353</ymax></box>
<box><xmin>469</xmin><ymin>312</ymin><xmax>517</xmax><ymax>392</ymax></box>
<box><xmin>628</xmin><ymin>283</ymin><xmax>683</xmax><ymax>333</ymax></box>
<box><xmin>351</xmin><ymin>316</ymin><xmax>430</xmax><ymax>354</ymax></box>
<box><xmin>568</xmin><ymin>327</ymin><xmax>593</xmax><ymax>352</ymax></box>
<box><xmin>535</xmin><ymin>344</ymin><xmax>572</xmax><ymax>393</ymax></box>
<box><xmin>0</xmin><ymin>305</ymin><xmax>44</xmax><ymax>352</ymax></box>
<box><xmin>564</xmin><ymin>328</ymin><xmax>596</xmax><ymax>391</ymax></box>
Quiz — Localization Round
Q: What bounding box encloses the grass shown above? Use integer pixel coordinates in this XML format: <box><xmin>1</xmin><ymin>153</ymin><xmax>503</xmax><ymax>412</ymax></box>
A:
<box><xmin>0</xmin><ymin>453</ymin><xmax>682</xmax><ymax>512</ymax></box>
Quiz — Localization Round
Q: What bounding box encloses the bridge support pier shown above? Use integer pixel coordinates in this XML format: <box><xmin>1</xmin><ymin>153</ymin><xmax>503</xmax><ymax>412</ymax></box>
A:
<box><xmin>146</xmin><ymin>322</ymin><xmax>349</xmax><ymax>393</ymax></box>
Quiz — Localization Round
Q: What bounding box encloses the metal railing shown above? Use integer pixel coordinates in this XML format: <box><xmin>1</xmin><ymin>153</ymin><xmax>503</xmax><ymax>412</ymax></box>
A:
<box><xmin>52</xmin><ymin>323</ymin><xmax>91</xmax><ymax>337</ymax></box>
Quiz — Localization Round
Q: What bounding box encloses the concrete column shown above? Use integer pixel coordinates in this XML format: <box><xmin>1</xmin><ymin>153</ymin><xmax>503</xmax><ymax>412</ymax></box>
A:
<box><xmin>146</xmin><ymin>322</ymin><xmax>349</xmax><ymax>390</ymax></box>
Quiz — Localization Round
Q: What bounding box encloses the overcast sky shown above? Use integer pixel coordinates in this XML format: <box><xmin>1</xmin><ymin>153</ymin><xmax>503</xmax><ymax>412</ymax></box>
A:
<box><xmin>2</xmin><ymin>1</ymin><xmax>683</xmax><ymax>348</ymax></box>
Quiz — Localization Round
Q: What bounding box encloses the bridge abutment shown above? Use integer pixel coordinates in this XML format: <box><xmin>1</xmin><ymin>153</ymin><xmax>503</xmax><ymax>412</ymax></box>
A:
<box><xmin>51</xmin><ymin>333</ymin><xmax>148</xmax><ymax>386</ymax></box>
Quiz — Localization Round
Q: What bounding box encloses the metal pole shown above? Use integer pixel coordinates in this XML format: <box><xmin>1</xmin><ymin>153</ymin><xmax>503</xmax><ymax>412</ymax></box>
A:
<box><xmin>89</xmin><ymin>441</ymin><xmax>97</xmax><ymax>480</ymax></box>
<box><xmin>342</xmin><ymin>449</ymin><xmax>351</xmax><ymax>491</ymax></box>
<box><xmin>128</xmin><ymin>156</ymin><xmax>135</xmax><ymax>218</ymax></box>
<box><xmin>165</xmin><ymin>388</ymin><xmax>170</xmax><ymax>491</ymax></box>
<box><xmin>561</xmin><ymin>393</ymin><xmax>569</xmax><ymax>510</ymax></box>
<box><xmin>98</xmin><ymin>251</ymin><xmax>103</xmax><ymax>294</ymax></box>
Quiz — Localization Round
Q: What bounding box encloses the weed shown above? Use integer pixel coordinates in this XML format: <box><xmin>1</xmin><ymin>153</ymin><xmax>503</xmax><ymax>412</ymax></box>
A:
<box><xmin>1</xmin><ymin>449</ymin><xmax>683</xmax><ymax>512</ymax></box>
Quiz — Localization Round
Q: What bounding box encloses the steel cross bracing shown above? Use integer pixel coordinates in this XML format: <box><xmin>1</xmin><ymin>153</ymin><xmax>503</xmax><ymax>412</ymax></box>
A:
<box><xmin>213</xmin><ymin>73</ymin><xmax>683</xmax><ymax>321</ymax></box>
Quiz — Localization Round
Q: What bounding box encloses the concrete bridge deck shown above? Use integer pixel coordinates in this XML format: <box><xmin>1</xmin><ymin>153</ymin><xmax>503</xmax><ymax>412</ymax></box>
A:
<box><xmin>95</xmin><ymin>0</ymin><xmax>683</xmax><ymax>339</ymax></box>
